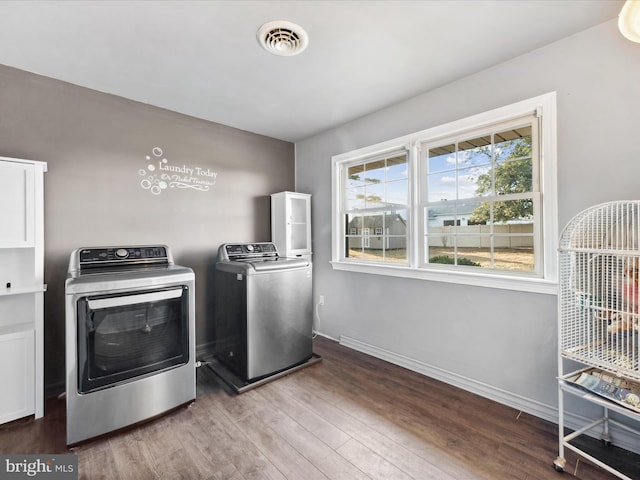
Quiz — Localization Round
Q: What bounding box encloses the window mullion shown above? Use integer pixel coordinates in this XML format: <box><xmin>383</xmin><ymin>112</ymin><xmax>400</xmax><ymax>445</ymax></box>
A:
<box><xmin>410</xmin><ymin>141</ymin><xmax>420</xmax><ymax>268</ymax></box>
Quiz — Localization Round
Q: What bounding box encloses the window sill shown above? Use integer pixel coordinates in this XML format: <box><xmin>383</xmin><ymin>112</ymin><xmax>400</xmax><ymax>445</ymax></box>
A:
<box><xmin>330</xmin><ymin>261</ymin><xmax>557</xmax><ymax>295</ymax></box>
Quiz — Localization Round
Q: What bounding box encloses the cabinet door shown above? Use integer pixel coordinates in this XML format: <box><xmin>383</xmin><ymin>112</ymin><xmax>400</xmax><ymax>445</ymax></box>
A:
<box><xmin>0</xmin><ymin>330</ymin><xmax>35</xmax><ymax>424</ymax></box>
<box><xmin>0</xmin><ymin>162</ymin><xmax>34</xmax><ymax>246</ymax></box>
<box><xmin>288</xmin><ymin>195</ymin><xmax>311</xmax><ymax>252</ymax></box>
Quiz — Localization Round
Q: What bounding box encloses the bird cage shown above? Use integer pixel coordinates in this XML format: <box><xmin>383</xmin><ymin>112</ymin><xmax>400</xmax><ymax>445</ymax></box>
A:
<box><xmin>559</xmin><ymin>201</ymin><xmax>639</xmax><ymax>381</ymax></box>
<box><xmin>555</xmin><ymin>201</ymin><xmax>640</xmax><ymax>479</ymax></box>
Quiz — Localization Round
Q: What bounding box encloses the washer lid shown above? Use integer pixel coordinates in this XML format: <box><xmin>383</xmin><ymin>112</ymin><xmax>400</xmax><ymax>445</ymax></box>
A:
<box><xmin>246</xmin><ymin>257</ymin><xmax>309</xmax><ymax>271</ymax></box>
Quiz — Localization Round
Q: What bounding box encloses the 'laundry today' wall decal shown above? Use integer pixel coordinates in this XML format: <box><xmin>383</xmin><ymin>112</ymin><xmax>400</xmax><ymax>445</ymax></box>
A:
<box><xmin>138</xmin><ymin>146</ymin><xmax>218</xmax><ymax>195</ymax></box>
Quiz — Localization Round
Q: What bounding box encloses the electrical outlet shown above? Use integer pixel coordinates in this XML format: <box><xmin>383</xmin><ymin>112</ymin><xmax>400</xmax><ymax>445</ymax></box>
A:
<box><xmin>319</xmin><ymin>295</ymin><xmax>325</xmax><ymax>306</ymax></box>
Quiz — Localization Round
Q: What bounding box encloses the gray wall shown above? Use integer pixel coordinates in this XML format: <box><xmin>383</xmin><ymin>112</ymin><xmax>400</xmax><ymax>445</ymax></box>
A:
<box><xmin>0</xmin><ymin>65</ymin><xmax>295</xmax><ymax>393</ymax></box>
<box><xmin>296</xmin><ymin>19</ymin><xmax>640</xmax><ymax>446</ymax></box>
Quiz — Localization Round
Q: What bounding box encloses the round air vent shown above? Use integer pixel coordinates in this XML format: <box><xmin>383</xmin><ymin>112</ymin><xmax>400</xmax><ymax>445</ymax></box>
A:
<box><xmin>257</xmin><ymin>20</ymin><xmax>308</xmax><ymax>56</ymax></box>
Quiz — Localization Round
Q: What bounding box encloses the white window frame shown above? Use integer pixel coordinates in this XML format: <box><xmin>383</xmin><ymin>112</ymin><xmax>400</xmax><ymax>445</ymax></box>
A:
<box><xmin>419</xmin><ymin>113</ymin><xmax>541</xmax><ymax>273</ymax></box>
<box><xmin>331</xmin><ymin>92</ymin><xmax>558</xmax><ymax>295</ymax></box>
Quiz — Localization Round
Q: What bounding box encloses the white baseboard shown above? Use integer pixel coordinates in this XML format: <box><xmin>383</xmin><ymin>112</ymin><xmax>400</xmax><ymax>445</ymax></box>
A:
<box><xmin>314</xmin><ymin>331</ymin><xmax>339</xmax><ymax>342</ymax></box>
<box><xmin>339</xmin><ymin>335</ymin><xmax>639</xmax><ymax>455</ymax></box>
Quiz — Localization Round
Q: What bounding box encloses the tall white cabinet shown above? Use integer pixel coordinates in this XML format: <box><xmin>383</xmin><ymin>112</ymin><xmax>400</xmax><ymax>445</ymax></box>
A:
<box><xmin>0</xmin><ymin>157</ymin><xmax>46</xmax><ymax>424</ymax></box>
<box><xmin>271</xmin><ymin>191</ymin><xmax>312</xmax><ymax>260</ymax></box>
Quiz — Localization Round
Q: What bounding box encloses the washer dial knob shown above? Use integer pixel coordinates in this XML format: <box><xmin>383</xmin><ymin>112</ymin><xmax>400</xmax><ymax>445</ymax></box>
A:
<box><xmin>115</xmin><ymin>248</ymin><xmax>129</xmax><ymax>259</ymax></box>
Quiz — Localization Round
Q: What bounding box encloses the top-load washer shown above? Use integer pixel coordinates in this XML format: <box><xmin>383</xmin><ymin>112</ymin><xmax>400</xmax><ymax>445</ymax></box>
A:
<box><xmin>214</xmin><ymin>242</ymin><xmax>312</xmax><ymax>382</ymax></box>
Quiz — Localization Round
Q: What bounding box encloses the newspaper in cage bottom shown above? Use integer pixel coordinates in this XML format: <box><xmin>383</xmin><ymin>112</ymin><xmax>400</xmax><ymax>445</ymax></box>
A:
<box><xmin>569</xmin><ymin>369</ymin><xmax>640</xmax><ymax>413</ymax></box>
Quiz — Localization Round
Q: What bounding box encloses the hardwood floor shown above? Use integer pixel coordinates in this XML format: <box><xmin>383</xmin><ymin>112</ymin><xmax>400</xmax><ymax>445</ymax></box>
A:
<box><xmin>1</xmin><ymin>336</ymin><xmax>637</xmax><ymax>479</ymax></box>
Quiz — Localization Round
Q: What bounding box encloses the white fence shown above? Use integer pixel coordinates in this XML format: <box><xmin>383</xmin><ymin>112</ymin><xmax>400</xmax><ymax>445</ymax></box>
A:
<box><xmin>430</xmin><ymin>224</ymin><xmax>533</xmax><ymax>248</ymax></box>
<box><xmin>349</xmin><ymin>224</ymin><xmax>533</xmax><ymax>250</ymax></box>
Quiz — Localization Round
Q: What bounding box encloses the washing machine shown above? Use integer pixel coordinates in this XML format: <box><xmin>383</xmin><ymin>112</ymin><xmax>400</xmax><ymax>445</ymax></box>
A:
<box><xmin>214</xmin><ymin>242</ymin><xmax>312</xmax><ymax>382</ymax></box>
<box><xmin>65</xmin><ymin>245</ymin><xmax>195</xmax><ymax>445</ymax></box>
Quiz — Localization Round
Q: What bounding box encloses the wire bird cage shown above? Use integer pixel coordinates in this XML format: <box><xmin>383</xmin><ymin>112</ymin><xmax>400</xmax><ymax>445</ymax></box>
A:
<box><xmin>559</xmin><ymin>201</ymin><xmax>640</xmax><ymax>381</ymax></box>
<box><xmin>555</xmin><ymin>201</ymin><xmax>640</xmax><ymax>479</ymax></box>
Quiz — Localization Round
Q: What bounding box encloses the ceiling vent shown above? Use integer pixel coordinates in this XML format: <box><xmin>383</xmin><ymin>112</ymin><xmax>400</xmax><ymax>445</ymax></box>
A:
<box><xmin>257</xmin><ymin>20</ymin><xmax>308</xmax><ymax>56</ymax></box>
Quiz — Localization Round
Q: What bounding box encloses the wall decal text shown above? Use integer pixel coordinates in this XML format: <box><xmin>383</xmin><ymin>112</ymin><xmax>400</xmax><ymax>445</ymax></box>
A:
<box><xmin>138</xmin><ymin>146</ymin><xmax>218</xmax><ymax>195</ymax></box>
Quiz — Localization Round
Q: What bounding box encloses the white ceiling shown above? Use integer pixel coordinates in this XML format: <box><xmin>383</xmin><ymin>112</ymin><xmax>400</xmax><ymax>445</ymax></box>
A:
<box><xmin>0</xmin><ymin>0</ymin><xmax>623</xmax><ymax>143</ymax></box>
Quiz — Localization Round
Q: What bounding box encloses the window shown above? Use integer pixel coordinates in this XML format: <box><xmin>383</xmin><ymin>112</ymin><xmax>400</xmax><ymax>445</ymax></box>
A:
<box><xmin>343</xmin><ymin>151</ymin><xmax>409</xmax><ymax>263</ymax></box>
<box><xmin>331</xmin><ymin>93</ymin><xmax>557</xmax><ymax>294</ymax></box>
<box><xmin>421</xmin><ymin>116</ymin><xmax>538</xmax><ymax>273</ymax></box>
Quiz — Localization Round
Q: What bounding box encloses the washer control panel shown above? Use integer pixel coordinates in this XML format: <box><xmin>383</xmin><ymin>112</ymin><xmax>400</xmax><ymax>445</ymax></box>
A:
<box><xmin>77</xmin><ymin>245</ymin><xmax>169</xmax><ymax>270</ymax></box>
<box><xmin>222</xmin><ymin>243</ymin><xmax>278</xmax><ymax>260</ymax></box>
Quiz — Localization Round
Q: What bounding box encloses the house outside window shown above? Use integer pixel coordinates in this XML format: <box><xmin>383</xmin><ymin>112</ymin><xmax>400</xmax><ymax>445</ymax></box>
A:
<box><xmin>331</xmin><ymin>93</ymin><xmax>557</xmax><ymax>294</ymax></box>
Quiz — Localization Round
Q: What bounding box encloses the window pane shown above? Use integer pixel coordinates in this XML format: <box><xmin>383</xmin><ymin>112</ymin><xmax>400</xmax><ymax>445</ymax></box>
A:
<box><xmin>347</xmin><ymin>165</ymin><xmax>365</xmax><ymax>187</ymax></box>
<box><xmin>364</xmin><ymin>182</ymin><xmax>385</xmax><ymax>207</ymax></box>
<box><xmin>346</xmin><ymin>243</ymin><xmax>366</xmax><ymax>259</ymax></box>
<box><xmin>426</xmin><ymin>202</ymin><xmax>479</xmax><ymax>228</ymax></box>
<box><xmin>363</xmin><ymin>159</ymin><xmax>386</xmax><ymax>184</ymax></box>
<box><xmin>345</xmin><ymin>214</ymin><xmax>362</xmax><ymax>258</ymax></box>
<box><xmin>492</xmin><ymin>158</ymin><xmax>533</xmax><ymax>195</ymax></box>
<box><xmin>387</xmin><ymin>154</ymin><xmax>408</xmax><ymax>181</ymax></box>
<box><xmin>346</xmin><ymin>153</ymin><xmax>409</xmax><ymax>212</ymax></box>
<box><xmin>493</xmin><ymin>199</ymin><xmax>534</xmax><ymax>223</ymax></box>
<box><xmin>467</xmin><ymin>200</ymin><xmax>489</xmax><ymax>226</ymax></box>
<box><xmin>363</xmin><ymin>248</ymin><xmax>383</xmax><ymax>261</ymax></box>
<box><xmin>346</xmin><ymin>187</ymin><xmax>365</xmax><ymax>210</ymax></box>
<box><xmin>426</xmin><ymin>205</ymin><xmax>456</xmax><ymax>228</ymax></box>
<box><xmin>493</xmin><ymin>248</ymin><xmax>534</xmax><ymax>271</ymax></box>
<box><xmin>387</xmin><ymin>179</ymin><xmax>408</xmax><ymax>206</ymax></box>
<box><xmin>424</xmin><ymin>201</ymin><xmax>535</xmax><ymax>271</ymax></box>
<box><xmin>495</xmin><ymin>126</ymin><xmax>532</xmax><ymax>164</ymax></box>
<box><xmin>457</xmin><ymin>234</ymin><xmax>487</xmax><ymax>249</ymax></box>
<box><xmin>457</xmin><ymin>166</ymin><xmax>491</xmax><ymax>199</ymax></box>
<box><xmin>386</xmin><ymin>236</ymin><xmax>407</xmax><ymax>262</ymax></box>
<box><xmin>494</xmin><ymin>234</ymin><xmax>535</xmax><ymax>271</ymax></box>
<box><xmin>458</xmin><ymin>135</ymin><xmax>491</xmax><ymax>154</ymax></box>
<box><xmin>427</xmin><ymin>172</ymin><xmax>456</xmax><ymax>202</ymax></box>
<box><xmin>427</xmin><ymin>144</ymin><xmax>456</xmax><ymax>173</ymax></box>
<box><xmin>455</xmin><ymin>236</ymin><xmax>488</xmax><ymax>267</ymax></box>
<box><xmin>426</xmin><ymin>235</ymin><xmax>457</xmax><ymax>263</ymax></box>
<box><xmin>384</xmin><ymin>209</ymin><xmax>408</xmax><ymax>233</ymax></box>
<box><xmin>457</xmin><ymin>141</ymin><xmax>491</xmax><ymax>169</ymax></box>
<box><xmin>346</xmin><ymin>213</ymin><xmax>361</xmax><ymax>230</ymax></box>
<box><xmin>345</xmin><ymin>211</ymin><xmax>408</xmax><ymax>263</ymax></box>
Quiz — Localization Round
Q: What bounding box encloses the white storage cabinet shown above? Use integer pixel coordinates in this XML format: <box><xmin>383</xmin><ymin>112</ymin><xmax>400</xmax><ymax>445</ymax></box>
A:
<box><xmin>271</xmin><ymin>191</ymin><xmax>311</xmax><ymax>260</ymax></box>
<box><xmin>0</xmin><ymin>157</ymin><xmax>46</xmax><ymax>424</ymax></box>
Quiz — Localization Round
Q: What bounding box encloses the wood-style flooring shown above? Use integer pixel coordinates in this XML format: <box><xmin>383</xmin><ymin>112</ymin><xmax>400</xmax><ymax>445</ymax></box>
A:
<box><xmin>1</xmin><ymin>336</ymin><xmax>638</xmax><ymax>479</ymax></box>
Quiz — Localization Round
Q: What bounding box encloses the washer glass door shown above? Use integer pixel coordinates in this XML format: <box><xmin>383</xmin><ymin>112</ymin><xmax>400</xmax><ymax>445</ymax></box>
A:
<box><xmin>77</xmin><ymin>286</ymin><xmax>189</xmax><ymax>393</ymax></box>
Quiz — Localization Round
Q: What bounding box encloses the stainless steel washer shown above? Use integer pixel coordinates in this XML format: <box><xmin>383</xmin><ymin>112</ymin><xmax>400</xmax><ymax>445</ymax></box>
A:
<box><xmin>65</xmin><ymin>245</ymin><xmax>195</xmax><ymax>445</ymax></box>
<box><xmin>214</xmin><ymin>242</ymin><xmax>312</xmax><ymax>382</ymax></box>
